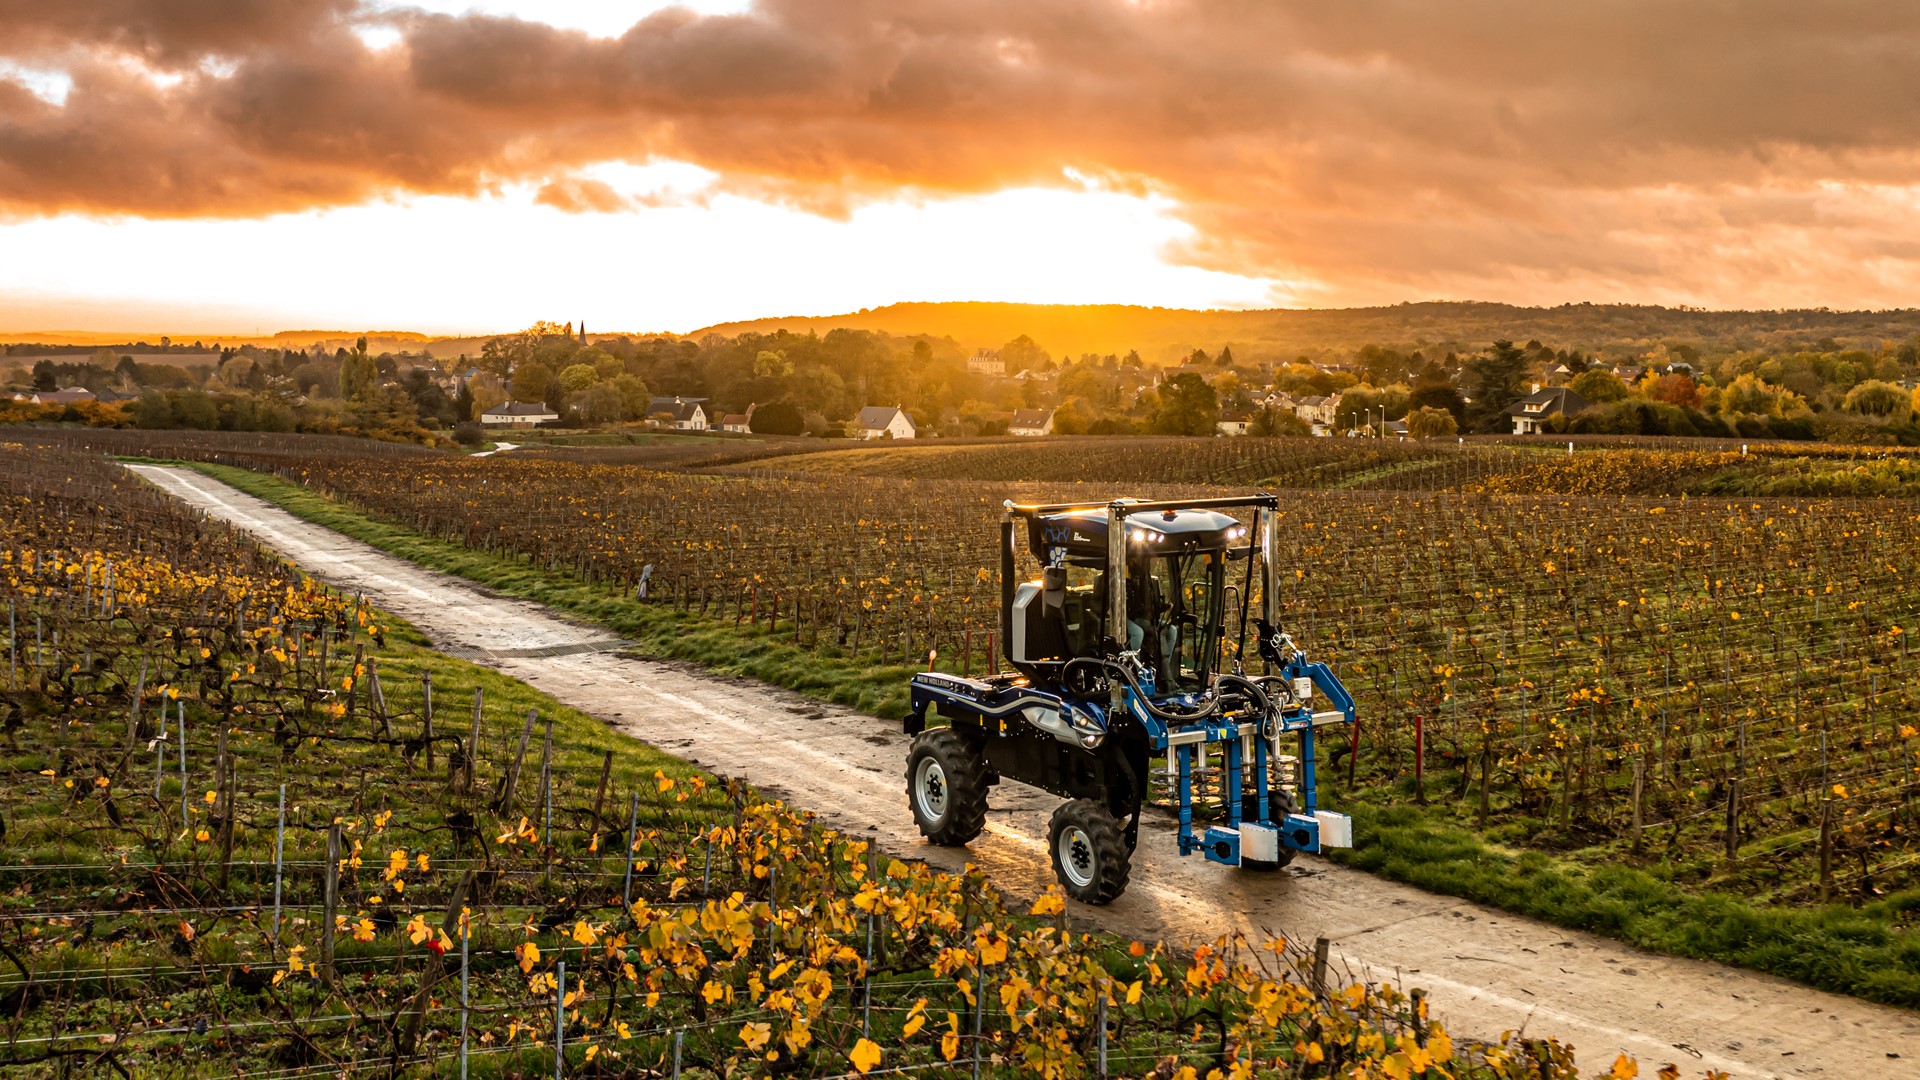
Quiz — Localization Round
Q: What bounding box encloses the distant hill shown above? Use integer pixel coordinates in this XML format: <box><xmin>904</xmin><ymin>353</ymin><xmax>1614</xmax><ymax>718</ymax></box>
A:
<box><xmin>13</xmin><ymin>301</ymin><xmax>1920</xmax><ymax>363</ymax></box>
<box><xmin>690</xmin><ymin>301</ymin><xmax>1920</xmax><ymax>362</ymax></box>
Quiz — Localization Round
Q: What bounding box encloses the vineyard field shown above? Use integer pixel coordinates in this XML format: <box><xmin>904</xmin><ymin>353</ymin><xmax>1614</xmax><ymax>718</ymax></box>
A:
<box><xmin>13</xmin><ymin>427</ymin><xmax>1920</xmax><ymax>1005</ymax></box>
<box><xmin>0</xmin><ymin>436</ymin><xmax>1696</xmax><ymax>1077</ymax></box>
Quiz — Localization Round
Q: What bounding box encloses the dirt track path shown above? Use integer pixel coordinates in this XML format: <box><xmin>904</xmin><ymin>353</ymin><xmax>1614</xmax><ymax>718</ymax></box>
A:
<box><xmin>129</xmin><ymin>464</ymin><xmax>1919</xmax><ymax>1078</ymax></box>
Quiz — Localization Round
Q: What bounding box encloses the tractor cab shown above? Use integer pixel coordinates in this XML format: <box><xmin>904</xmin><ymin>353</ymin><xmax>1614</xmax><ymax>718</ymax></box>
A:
<box><xmin>1006</xmin><ymin>503</ymin><xmax>1249</xmax><ymax>696</ymax></box>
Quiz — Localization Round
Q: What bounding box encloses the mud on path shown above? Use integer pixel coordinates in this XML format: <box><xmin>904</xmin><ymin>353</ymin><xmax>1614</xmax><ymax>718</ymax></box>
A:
<box><xmin>128</xmin><ymin>464</ymin><xmax>1919</xmax><ymax>1078</ymax></box>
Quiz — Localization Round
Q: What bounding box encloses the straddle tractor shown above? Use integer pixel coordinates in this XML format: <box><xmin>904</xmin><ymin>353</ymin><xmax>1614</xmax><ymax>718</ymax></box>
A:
<box><xmin>903</xmin><ymin>496</ymin><xmax>1356</xmax><ymax>903</ymax></box>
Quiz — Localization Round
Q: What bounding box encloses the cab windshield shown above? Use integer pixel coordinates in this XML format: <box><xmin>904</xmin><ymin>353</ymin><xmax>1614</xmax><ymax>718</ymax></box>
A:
<box><xmin>1128</xmin><ymin>550</ymin><xmax>1224</xmax><ymax>693</ymax></box>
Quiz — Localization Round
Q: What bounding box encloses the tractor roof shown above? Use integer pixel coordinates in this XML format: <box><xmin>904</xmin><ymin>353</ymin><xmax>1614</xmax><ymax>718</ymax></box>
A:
<box><xmin>1028</xmin><ymin>504</ymin><xmax>1244</xmax><ymax>562</ymax></box>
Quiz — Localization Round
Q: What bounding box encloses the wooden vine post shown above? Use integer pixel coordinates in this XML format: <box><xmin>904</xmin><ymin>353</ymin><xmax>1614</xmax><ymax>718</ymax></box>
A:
<box><xmin>421</xmin><ymin>670</ymin><xmax>435</xmax><ymax>771</ymax></box>
<box><xmin>497</xmin><ymin>709</ymin><xmax>538</xmax><ymax>815</ymax></box>
<box><xmin>1630</xmin><ymin>756</ymin><xmax>1645</xmax><ymax>855</ymax></box>
<box><xmin>1818</xmin><ymin>797</ymin><xmax>1835</xmax><ymax>902</ymax></box>
<box><xmin>320</xmin><ymin>821</ymin><xmax>343</xmax><ymax>984</ymax></box>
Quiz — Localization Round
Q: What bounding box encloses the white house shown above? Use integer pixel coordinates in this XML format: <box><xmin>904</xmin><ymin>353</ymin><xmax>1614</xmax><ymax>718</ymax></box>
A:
<box><xmin>855</xmin><ymin>405</ymin><xmax>916</xmax><ymax>439</ymax></box>
<box><xmin>648</xmin><ymin>396</ymin><xmax>708</xmax><ymax>431</ymax></box>
<box><xmin>1216</xmin><ymin>414</ymin><xmax>1251</xmax><ymax>437</ymax></box>
<box><xmin>1503</xmin><ymin>386</ymin><xmax>1592</xmax><ymax>435</ymax></box>
<box><xmin>719</xmin><ymin>412</ymin><xmax>752</xmax><ymax>433</ymax></box>
<box><xmin>1008</xmin><ymin>408</ymin><xmax>1054</xmax><ymax>436</ymax></box>
<box><xmin>967</xmin><ymin>348</ymin><xmax>1005</xmax><ymax>376</ymax></box>
<box><xmin>480</xmin><ymin>401</ymin><xmax>558</xmax><ymax>427</ymax></box>
<box><xmin>1291</xmin><ymin>393</ymin><xmax>1342</xmax><ymax>435</ymax></box>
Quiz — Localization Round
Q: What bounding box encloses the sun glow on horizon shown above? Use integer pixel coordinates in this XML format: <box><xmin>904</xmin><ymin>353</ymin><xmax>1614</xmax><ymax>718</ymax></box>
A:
<box><xmin>0</xmin><ymin>171</ymin><xmax>1291</xmax><ymax>336</ymax></box>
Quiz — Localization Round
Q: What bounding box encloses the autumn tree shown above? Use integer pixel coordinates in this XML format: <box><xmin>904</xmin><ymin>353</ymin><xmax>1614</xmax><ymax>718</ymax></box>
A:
<box><xmin>1407</xmin><ymin>405</ymin><xmax>1459</xmax><ymax>439</ymax></box>
<box><xmin>1150</xmin><ymin>373</ymin><xmax>1219</xmax><ymax>435</ymax></box>
<box><xmin>558</xmin><ymin>363</ymin><xmax>599</xmax><ymax>394</ymax></box>
<box><xmin>1843</xmin><ymin>379</ymin><xmax>1908</xmax><ymax>417</ymax></box>
<box><xmin>511</xmin><ymin>361</ymin><xmax>554</xmax><ymax>403</ymax></box>
<box><xmin>1465</xmin><ymin>340</ymin><xmax>1530</xmax><ymax>429</ymax></box>
<box><xmin>1407</xmin><ymin>360</ymin><xmax>1464</xmax><ymax>421</ymax></box>
<box><xmin>610</xmin><ymin>375</ymin><xmax>651</xmax><ymax>419</ymax></box>
<box><xmin>1646</xmin><ymin>373</ymin><xmax>1702</xmax><ymax>409</ymax></box>
<box><xmin>1569</xmin><ymin>369</ymin><xmax>1629</xmax><ymax>404</ymax></box>
<box><xmin>337</xmin><ymin>336</ymin><xmax>379</xmax><ymax>400</ymax></box>
<box><xmin>749</xmin><ymin>400</ymin><xmax>806</xmax><ymax>435</ymax></box>
<box><xmin>999</xmin><ymin>334</ymin><xmax>1052</xmax><ymax>373</ymax></box>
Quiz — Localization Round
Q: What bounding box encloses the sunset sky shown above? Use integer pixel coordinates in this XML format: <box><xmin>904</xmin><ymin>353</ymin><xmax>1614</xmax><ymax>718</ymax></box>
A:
<box><xmin>3</xmin><ymin>1</ymin><xmax>1918</xmax><ymax>335</ymax></box>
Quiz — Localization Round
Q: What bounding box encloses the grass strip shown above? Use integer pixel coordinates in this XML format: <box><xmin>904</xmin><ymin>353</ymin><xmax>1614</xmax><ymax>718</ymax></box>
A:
<box><xmin>1331</xmin><ymin>801</ymin><xmax>1920</xmax><ymax>1007</ymax></box>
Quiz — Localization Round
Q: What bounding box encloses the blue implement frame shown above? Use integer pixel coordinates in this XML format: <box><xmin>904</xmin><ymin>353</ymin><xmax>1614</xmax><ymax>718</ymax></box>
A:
<box><xmin>908</xmin><ymin>648</ymin><xmax>1355</xmax><ymax>864</ymax></box>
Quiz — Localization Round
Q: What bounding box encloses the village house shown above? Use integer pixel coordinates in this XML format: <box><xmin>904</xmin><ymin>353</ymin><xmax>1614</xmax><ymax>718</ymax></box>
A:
<box><xmin>28</xmin><ymin>387</ymin><xmax>97</xmax><ymax>406</ymax></box>
<box><xmin>1291</xmin><ymin>393</ymin><xmax>1342</xmax><ymax>435</ymax></box>
<box><xmin>480</xmin><ymin>401</ymin><xmax>559</xmax><ymax>427</ymax></box>
<box><xmin>1216</xmin><ymin>413</ymin><xmax>1252</xmax><ymax>436</ymax></box>
<box><xmin>648</xmin><ymin>396</ymin><xmax>708</xmax><ymax>431</ymax></box>
<box><xmin>1503</xmin><ymin>386</ymin><xmax>1592</xmax><ymax>435</ymax></box>
<box><xmin>967</xmin><ymin>348</ymin><xmax>1005</xmax><ymax>376</ymax></box>
<box><xmin>1008</xmin><ymin>408</ymin><xmax>1055</xmax><ymax>436</ymax></box>
<box><xmin>855</xmin><ymin>405</ymin><xmax>916</xmax><ymax>439</ymax></box>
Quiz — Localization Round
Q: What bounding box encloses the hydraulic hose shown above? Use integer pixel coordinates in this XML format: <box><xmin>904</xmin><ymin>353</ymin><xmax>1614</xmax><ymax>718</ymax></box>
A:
<box><xmin>1216</xmin><ymin>673</ymin><xmax>1271</xmax><ymax>717</ymax></box>
<box><xmin>1064</xmin><ymin>657</ymin><xmax>1272</xmax><ymax>726</ymax></box>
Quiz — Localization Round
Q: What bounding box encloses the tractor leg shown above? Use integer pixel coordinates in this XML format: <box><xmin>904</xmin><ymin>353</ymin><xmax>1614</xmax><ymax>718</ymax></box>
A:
<box><xmin>1254</xmin><ymin>732</ymin><xmax>1271</xmax><ymax>823</ymax></box>
<box><xmin>1226</xmin><ymin>735</ymin><xmax>1244</xmax><ymax>828</ymax></box>
<box><xmin>1175</xmin><ymin>744</ymin><xmax>1197</xmax><ymax>856</ymax></box>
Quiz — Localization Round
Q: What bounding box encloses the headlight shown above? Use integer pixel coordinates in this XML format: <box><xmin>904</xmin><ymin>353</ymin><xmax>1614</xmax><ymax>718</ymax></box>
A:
<box><xmin>1067</xmin><ymin>706</ymin><xmax>1105</xmax><ymax>735</ymax></box>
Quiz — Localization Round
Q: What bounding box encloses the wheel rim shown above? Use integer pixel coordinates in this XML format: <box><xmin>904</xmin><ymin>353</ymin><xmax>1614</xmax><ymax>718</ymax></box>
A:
<box><xmin>1059</xmin><ymin>825</ymin><xmax>1096</xmax><ymax>888</ymax></box>
<box><xmin>914</xmin><ymin>758</ymin><xmax>949</xmax><ymax>823</ymax></box>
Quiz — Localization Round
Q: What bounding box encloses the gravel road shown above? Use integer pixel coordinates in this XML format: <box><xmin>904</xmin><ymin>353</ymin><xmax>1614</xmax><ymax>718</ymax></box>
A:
<box><xmin>128</xmin><ymin>463</ymin><xmax>1920</xmax><ymax>1077</ymax></box>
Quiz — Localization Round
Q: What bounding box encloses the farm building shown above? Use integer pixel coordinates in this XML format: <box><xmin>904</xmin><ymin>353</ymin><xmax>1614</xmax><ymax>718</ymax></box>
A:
<box><xmin>855</xmin><ymin>405</ymin><xmax>916</xmax><ymax>439</ymax></box>
<box><xmin>648</xmin><ymin>397</ymin><xmax>708</xmax><ymax>431</ymax></box>
<box><xmin>480</xmin><ymin>401</ymin><xmax>558</xmax><ymax>426</ymax></box>
<box><xmin>719</xmin><ymin>407</ymin><xmax>754</xmax><ymax>433</ymax></box>
<box><xmin>1008</xmin><ymin>408</ymin><xmax>1054</xmax><ymax>436</ymax></box>
<box><xmin>1503</xmin><ymin>386</ymin><xmax>1592</xmax><ymax>435</ymax></box>
<box><xmin>1216</xmin><ymin>413</ymin><xmax>1251</xmax><ymax>436</ymax></box>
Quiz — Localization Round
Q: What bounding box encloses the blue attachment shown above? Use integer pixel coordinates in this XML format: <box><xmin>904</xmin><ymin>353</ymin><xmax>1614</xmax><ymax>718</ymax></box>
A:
<box><xmin>1201</xmin><ymin>825</ymin><xmax>1241</xmax><ymax>866</ymax></box>
<box><xmin>1282</xmin><ymin>813</ymin><xmax>1320</xmax><ymax>853</ymax></box>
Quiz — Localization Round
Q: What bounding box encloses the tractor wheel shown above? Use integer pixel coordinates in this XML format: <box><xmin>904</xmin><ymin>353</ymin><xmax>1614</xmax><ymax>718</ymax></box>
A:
<box><xmin>1240</xmin><ymin>788</ymin><xmax>1298</xmax><ymax>872</ymax></box>
<box><xmin>905</xmin><ymin>729</ymin><xmax>989</xmax><ymax>846</ymax></box>
<box><xmin>1048</xmin><ymin>799</ymin><xmax>1132</xmax><ymax>904</ymax></box>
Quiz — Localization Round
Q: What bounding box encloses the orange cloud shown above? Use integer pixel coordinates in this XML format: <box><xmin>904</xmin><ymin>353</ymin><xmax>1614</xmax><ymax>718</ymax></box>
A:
<box><xmin>533</xmin><ymin>176</ymin><xmax>633</xmax><ymax>213</ymax></box>
<box><xmin>4</xmin><ymin>1</ymin><xmax>1920</xmax><ymax>307</ymax></box>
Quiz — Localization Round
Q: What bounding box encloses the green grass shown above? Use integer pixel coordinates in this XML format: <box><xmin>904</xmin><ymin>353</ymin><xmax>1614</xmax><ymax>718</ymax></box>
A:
<box><xmin>177</xmin><ymin>461</ymin><xmax>917</xmax><ymax>719</ymax></box>
<box><xmin>159</xmin><ymin>460</ymin><xmax>1920</xmax><ymax>1008</ymax></box>
<box><xmin>1328</xmin><ymin>799</ymin><xmax>1920</xmax><ymax>1007</ymax></box>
